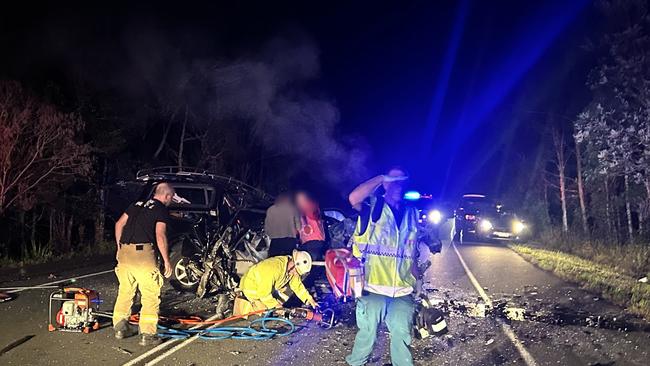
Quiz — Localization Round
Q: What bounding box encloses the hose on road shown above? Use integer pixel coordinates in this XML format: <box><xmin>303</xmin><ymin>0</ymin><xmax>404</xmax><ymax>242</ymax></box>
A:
<box><xmin>129</xmin><ymin>309</ymin><xmax>297</xmax><ymax>341</ymax></box>
<box><xmin>157</xmin><ymin>313</ymin><xmax>296</xmax><ymax>340</ymax></box>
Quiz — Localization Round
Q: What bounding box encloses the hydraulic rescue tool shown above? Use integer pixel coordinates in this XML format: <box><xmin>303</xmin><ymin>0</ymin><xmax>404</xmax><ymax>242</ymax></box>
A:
<box><xmin>274</xmin><ymin>307</ymin><xmax>336</xmax><ymax>329</ymax></box>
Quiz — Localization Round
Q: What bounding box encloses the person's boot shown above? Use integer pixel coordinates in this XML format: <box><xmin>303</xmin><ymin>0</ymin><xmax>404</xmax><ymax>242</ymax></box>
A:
<box><xmin>139</xmin><ymin>333</ymin><xmax>163</xmax><ymax>346</ymax></box>
<box><xmin>114</xmin><ymin>319</ymin><xmax>137</xmax><ymax>339</ymax></box>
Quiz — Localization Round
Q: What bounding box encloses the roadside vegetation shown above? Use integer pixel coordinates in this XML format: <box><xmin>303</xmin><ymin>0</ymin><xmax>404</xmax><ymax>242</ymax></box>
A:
<box><xmin>510</xmin><ymin>243</ymin><xmax>650</xmax><ymax>319</ymax></box>
<box><xmin>0</xmin><ymin>240</ymin><xmax>114</xmax><ymax>269</ymax></box>
<box><xmin>496</xmin><ymin>2</ymin><xmax>650</xmax><ymax>320</ymax></box>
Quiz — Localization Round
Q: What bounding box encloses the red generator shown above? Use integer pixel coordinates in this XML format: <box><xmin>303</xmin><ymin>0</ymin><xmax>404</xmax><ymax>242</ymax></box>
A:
<box><xmin>48</xmin><ymin>287</ymin><xmax>101</xmax><ymax>333</ymax></box>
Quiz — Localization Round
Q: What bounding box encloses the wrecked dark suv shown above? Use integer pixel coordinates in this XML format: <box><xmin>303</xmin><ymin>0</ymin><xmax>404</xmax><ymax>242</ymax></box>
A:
<box><xmin>111</xmin><ymin>167</ymin><xmax>274</xmax><ymax>242</ymax></box>
<box><xmin>109</xmin><ymin>167</ymin><xmax>275</xmax><ymax>295</ymax></box>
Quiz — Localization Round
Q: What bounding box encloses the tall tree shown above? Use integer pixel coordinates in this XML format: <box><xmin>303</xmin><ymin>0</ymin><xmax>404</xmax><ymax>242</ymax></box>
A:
<box><xmin>552</xmin><ymin>129</ymin><xmax>570</xmax><ymax>232</ymax></box>
<box><xmin>0</xmin><ymin>81</ymin><xmax>91</xmax><ymax>215</ymax></box>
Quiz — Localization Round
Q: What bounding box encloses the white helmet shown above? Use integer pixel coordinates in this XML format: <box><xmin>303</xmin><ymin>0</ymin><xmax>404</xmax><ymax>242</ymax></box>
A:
<box><xmin>292</xmin><ymin>250</ymin><xmax>312</xmax><ymax>275</ymax></box>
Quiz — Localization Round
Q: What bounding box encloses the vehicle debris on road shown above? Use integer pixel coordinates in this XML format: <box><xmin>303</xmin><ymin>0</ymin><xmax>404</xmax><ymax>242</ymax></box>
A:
<box><xmin>112</xmin><ymin>346</ymin><xmax>133</xmax><ymax>355</ymax></box>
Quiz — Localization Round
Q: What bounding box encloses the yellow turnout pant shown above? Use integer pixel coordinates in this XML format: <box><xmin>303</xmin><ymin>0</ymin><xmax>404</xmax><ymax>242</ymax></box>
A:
<box><xmin>112</xmin><ymin>244</ymin><xmax>163</xmax><ymax>335</ymax></box>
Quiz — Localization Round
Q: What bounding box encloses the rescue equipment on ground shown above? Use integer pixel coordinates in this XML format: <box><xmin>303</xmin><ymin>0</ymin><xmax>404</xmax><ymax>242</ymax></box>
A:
<box><xmin>275</xmin><ymin>307</ymin><xmax>336</xmax><ymax>329</ymax></box>
<box><xmin>48</xmin><ymin>287</ymin><xmax>103</xmax><ymax>333</ymax></box>
<box><xmin>151</xmin><ymin>306</ymin><xmax>335</xmax><ymax>340</ymax></box>
<box><xmin>155</xmin><ymin>310</ymin><xmax>296</xmax><ymax>340</ymax></box>
<box><xmin>324</xmin><ymin>248</ymin><xmax>364</xmax><ymax>300</ymax></box>
<box><xmin>233</xmin><ymin>294</ymin><xmax>336</xmax><ymax>329</ymax></box>
<box><xmin>414</xmin><ymin>295</ymin><xmax>448</xmax><ymax>339</ymax></box>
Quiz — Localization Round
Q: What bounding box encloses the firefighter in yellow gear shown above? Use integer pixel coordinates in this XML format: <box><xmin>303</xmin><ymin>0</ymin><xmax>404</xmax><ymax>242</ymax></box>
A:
<box><xmin>112</xmin><ymin>183</ymin><xmax>175</xmax><ymax>346</ymax></box>
<box><xmin>239</xmin><ymin>250</ymin><xmax>318</xmax><ymax>310</ymax></box>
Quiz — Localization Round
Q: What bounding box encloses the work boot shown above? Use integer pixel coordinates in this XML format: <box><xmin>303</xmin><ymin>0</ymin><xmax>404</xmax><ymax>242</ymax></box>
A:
<box><xmin>139</xmin><ymin>333</ymin><xmax>163</xmax><ymax>346</ymax></box>
<box><xmin>114</xmin><ymin>320</ymin><xmax>137</xmax><ymax>339</ymax></box>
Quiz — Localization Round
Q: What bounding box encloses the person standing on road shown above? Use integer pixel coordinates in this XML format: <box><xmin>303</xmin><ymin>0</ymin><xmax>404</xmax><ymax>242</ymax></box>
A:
<box><xmin>296</xmin><ymin>191</ymin><xmax>326</xmax><ymax>260</ymax></box>
<box><xmin>295</xmin><ymin>190</ymin><xmax>327</xmax><ymax>290</ymax></box>
<box><xmin>112</xmin><ymin>183</ymin><xmax>175</xmax><ymax>346</ymax></box>
<box><xmin>345</xmin><ymin>167</ymin><xmax>419</xmax><ymax>366</ymax></box>
<box><xmin>265</xmin><ymin>192</ymin><xmax>301</xmax><ymax>257</ymax></box>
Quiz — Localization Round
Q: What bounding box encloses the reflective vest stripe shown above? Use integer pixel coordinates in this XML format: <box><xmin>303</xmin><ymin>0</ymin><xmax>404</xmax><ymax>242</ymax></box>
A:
<box><xmin>354</xmin><ymin>242</ymin><xmax>417</xmax><ymax>259</ymax></box>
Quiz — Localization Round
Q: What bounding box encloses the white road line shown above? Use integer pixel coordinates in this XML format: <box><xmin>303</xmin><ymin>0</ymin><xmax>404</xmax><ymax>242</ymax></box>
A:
<box><xmin>122</xmin><ymin>313</ymin><xmax>222</xmax><ymax>366</ymax></box>
<box><xmin>7</xmin><ymin>269</ymin><xmax>115</xmax><ymax>293</ymax></box>
<box><xmin>145</xmin><ymin>316</ymin><xmax>223</xmax><ymax>366</ymax></box>
<box><xmin>451</xmin><ymin>243</ymin><xmax>539</xmax><ymax>366</ymax></box>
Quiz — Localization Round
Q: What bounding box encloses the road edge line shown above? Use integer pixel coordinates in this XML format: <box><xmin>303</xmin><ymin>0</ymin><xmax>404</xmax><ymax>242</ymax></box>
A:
<box><xmin>451</xmin><ymin>242</ymin><xmax>539</xmax><ymax>366</ymax></box>
<box><xmin>122</xmin><ymin>313</ymin><xmax>222</xmax><ymax>366</ymax></box>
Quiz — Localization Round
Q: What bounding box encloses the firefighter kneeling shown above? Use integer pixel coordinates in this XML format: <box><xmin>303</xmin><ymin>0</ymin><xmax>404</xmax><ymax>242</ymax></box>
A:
<box><xmin>236</xmin><ymin>250</ymin><xmax>318</xmax><ymax>314</ymax></box>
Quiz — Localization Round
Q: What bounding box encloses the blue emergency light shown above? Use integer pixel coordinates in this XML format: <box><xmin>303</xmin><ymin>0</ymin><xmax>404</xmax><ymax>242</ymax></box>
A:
<box><xmin>404</xmin><ymin>191</ymin><xmax>421</xmax><ymax>201</ymax></box>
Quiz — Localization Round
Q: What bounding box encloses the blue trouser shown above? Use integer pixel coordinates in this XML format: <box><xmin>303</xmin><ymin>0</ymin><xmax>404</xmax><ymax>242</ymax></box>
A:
<box><xmin>345</xmin><ymin>293</ymin><xmax>415</xmax><ymax>366</ymax></box>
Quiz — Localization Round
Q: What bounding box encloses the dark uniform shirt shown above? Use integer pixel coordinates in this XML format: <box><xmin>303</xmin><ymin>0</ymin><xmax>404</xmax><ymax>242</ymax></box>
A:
<box><xmin>120</xmin><ymin>199</ymin><xmax>171</xmax><ymax>244</ymax></box>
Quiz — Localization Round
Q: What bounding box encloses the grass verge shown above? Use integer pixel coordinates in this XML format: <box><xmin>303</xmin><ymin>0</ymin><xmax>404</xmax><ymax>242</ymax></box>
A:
<box><xmin>510</xmin><ymin>244</ymin><xmax>650</xmax><ymax>320</ymax></box>
<box><xmin>0</xmin><ymin>240</ymin><xmax>114</xmax><ymax>269</ymax></box>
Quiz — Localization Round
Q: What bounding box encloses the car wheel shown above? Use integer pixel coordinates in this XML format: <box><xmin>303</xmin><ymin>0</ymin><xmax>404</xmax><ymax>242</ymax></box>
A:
<box><xmin>170</xmin><ymin>250</ymin><xmax>200</xmax><ymax>292</ymax></box>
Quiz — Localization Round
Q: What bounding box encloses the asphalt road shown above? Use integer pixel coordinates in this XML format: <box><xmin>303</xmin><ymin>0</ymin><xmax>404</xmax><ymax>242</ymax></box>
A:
<box><xmin>1</xmin><ymin>222</ymin><xmax>649</xmax><ymax>366</ymax></box>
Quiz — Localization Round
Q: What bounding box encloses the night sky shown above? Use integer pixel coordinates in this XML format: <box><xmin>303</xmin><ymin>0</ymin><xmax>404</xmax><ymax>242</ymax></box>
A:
<box><xmin>1</xmin><ymin>0</ymin><xmax>601</xmax><ymax>206</ymax></box>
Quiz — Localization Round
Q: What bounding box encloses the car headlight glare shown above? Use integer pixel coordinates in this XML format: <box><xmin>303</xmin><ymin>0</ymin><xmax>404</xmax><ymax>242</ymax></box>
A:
<box><xmin>513</xmin><ymin>220</ymin><xmax>526</xmax><ymax>234</ymax></box>
<box><xmin>479</xmin><ymin>219</ymin><xmax>493</xmax><ymax>232</ymax></box>
<box><xmin>428</xmin><ymin>209</ymin><xmax>442</xmax><ymax>224</ymax></box>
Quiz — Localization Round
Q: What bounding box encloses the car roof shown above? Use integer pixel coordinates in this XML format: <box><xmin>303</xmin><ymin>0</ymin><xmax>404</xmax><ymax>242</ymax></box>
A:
<box><xmin>135</xmin><ymin>166</ymin><xmax>274</xmax><ymax>207</ymax></box>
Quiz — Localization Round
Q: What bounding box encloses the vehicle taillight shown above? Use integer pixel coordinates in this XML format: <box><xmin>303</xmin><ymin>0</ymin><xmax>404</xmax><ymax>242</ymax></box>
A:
<box><xmin>465</xmin><ymin>214</ymin><xmax>476</xmax><ymax>221</ymax></box>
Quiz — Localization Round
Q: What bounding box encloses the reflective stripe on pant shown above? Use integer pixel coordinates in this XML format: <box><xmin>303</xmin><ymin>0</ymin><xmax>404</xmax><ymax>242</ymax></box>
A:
<box><xmin>345</xmin><ymin>293</ymin><xmax>415</xmax><ymax>366</ymax></box>
<box><xmin>112</xmin><ymin>244</ymin><xmax>163</xmax><ymax>335</ymax></box>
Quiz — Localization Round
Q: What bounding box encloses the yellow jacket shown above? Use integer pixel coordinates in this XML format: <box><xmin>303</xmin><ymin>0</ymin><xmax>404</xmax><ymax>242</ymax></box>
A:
<box><xmin>240</xmin><ymin>256</ymin><xmax>314</xmax><ymax>309</ymax></box>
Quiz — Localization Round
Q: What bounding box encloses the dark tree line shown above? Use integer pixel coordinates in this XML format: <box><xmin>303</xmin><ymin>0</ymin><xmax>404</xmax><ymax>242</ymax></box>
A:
<box><xmin>512</xmin><ymin>0</ymin><xmax>650</xmax><ymax>247</ymax></box>
<box><xmin>0</xmin><ymin>34</ymin><xmax>368</xmax><ymax>263</ymax></box>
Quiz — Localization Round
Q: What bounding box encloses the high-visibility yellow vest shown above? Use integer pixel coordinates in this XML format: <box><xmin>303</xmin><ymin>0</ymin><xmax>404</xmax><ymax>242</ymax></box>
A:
<box><xmin>352</xmin><ymin>197</ymin><xmax>418</xmax><ymax>297</ymax></box>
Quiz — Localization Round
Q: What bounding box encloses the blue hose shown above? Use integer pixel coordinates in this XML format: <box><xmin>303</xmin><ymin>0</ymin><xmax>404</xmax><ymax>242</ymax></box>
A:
<box><xmin>157</xmin><ymin>313</ymin><xmax>296</xmax><ymax>341</ymax></box>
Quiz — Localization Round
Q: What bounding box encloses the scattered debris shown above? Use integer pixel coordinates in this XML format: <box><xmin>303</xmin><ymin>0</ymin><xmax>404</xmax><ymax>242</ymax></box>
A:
<box><xmin>229</xmin><ymin>351</ymin><xmax>241</xmax><ymax>356</ymax></box>
<box><xmin>0</xmin><ymin>291</ymin><xmax>13</xmax><ymax>303</ymax></box>
<box><xmin>112</xmin><ymin>346</ymin><xmax>132</xmax><ymax>355</ymax></box>
<box><xmin>47</xmin><ymin>273</ymin><xmax>57</xmax><ymax>279</ymax></box>
<box><xmin>504</xmin><ymin>307</ymin><xmax>526</xmax><ymax>321</ymax></box>
<box><xmin>0</xmin><ymin>335</ymin><xmax>34</xmax><ymax>356</ymax></box>
<box><xmin>485</xmin><ymin>338</ymin><xmax>494</xmax><ymax>346</ymax></box>
<box><xmin>638</xmin><ymin>277</ymin><xmax>648</xmax><ymax>283</ymax></box>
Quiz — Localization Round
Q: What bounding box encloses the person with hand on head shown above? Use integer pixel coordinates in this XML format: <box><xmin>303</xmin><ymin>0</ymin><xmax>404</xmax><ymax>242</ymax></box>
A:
<box><xmin>112</xmin><ymin>182</ymin><xmax>175</xmax><ymax>346</ymax></box>
<box><xmin>346</xmin><ymin>167</ymin><xmax>420</xmax><ymax>366</ymax></box>
<box><xmin>239</xmin><ymin>249</ymin><xmax>319</xmax><ymax>310</ymax></box>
